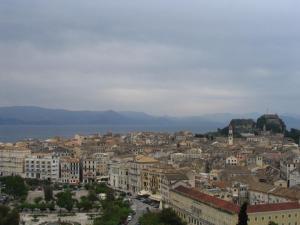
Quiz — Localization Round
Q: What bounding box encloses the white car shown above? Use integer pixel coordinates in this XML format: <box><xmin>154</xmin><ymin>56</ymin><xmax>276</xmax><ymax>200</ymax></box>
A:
<box><xmin>127</xmin><ymin>215</ymin><xmax>132</xmax><ymax>221</ymax></box>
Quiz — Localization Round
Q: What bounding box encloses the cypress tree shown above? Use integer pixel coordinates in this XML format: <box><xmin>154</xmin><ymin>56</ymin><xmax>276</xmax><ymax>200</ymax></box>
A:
<box><xmin>237</xmin><ymin>202</ymin><xmax>248</xmax><ymax>225</ymax></box>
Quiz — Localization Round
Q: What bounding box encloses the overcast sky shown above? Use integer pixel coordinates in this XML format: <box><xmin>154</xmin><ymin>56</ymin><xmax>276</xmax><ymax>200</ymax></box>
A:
<box><xmin>0</xmin><ymin>0</ymin><xmax>300</xmax><ymax>116</ymax></box>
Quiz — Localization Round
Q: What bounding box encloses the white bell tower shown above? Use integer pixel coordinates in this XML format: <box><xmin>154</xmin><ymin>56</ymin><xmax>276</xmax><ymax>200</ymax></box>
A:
<box><xmin>228</xmin><ymin>124</ymin><xmax>233</xmax><ymax>145</ymax></box>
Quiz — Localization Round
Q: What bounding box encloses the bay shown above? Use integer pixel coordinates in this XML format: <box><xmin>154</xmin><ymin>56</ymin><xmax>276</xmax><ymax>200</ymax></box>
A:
<box><xmin>0</xmin><ymin>124</ymin><xmax>215</xmax><ymax>142</ymax></box>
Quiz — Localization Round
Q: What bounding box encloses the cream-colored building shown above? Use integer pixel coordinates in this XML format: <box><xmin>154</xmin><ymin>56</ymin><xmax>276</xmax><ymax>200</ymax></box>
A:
<box><xmin>170</xmin><ymin>186</ymin><xmax>300</xmax><ymax>225</ymax></box>
<box><xmin>0</xmin><ymin>147</ymin><xmax>31</xmax><ymax>177</ymax></box>
<box><xmin>82</xmin><ymin>153</ymin><xmax>109</xmax><ymax>183</ymax></box>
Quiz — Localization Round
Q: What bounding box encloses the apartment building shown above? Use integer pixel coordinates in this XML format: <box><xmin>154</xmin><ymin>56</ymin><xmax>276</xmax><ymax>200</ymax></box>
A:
<box><xmin>82</xmin><ymin>153</ymin><xmax>110</xmax><ymax>183</ymax></box>
<box><xmin>109</xmin><ymin>160</ymin><xmax>130</xmax><ymax>192</ymax></box>
<box><xmin>25</xmin><ymin>153</ymin><xmax>59</xmax><ymax>182</ymax></box>
<box><xmin>60</xmin><ymin>157</ymin><xmax>81</xmax><ymax>184</ymax></box>
<box><xmin>129</xmin><ymin>155</ymin><xmax>159</xmax><ymax>194</ymax></box>
<box><xmin>0</xmin><ymin>147</ymin><xmax>31</xmax><ymax>177</ymax></box>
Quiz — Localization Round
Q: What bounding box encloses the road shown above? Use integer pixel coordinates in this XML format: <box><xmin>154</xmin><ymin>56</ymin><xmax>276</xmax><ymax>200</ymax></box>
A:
<box><xmin>128</xmin><ymin>198</ymin><xmax>154</xmax><ymax>225</ymax></box>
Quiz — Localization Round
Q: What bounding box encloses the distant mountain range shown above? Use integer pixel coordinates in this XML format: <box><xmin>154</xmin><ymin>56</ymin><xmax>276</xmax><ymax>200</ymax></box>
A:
<box><xmin>0</xmin><ymin>106</ymin><xmax>300</xmax><ymax>131</ymax></box>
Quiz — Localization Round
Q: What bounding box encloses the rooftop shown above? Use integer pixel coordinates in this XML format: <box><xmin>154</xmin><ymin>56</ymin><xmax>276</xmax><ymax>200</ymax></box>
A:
<box><xmin>173</xmin><ymin>186</ymin><xmax>300</xmax><ymax>214</ymax></box>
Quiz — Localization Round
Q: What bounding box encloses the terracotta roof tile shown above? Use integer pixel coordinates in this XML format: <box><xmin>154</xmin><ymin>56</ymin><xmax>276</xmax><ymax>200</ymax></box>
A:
<box><xmin>173</xmin><ymin>186</ymin><xmax>300</xmax><ymax>214</ymax></box>
<box><xmin>247</xmin><ymin>202</ymin><xmax>300</xmax><ymax>213</ymax></box>
<box><xmin>173</xmin><ymin>186</ymin><xmax>240</xmax><ymax>214</ymax></box>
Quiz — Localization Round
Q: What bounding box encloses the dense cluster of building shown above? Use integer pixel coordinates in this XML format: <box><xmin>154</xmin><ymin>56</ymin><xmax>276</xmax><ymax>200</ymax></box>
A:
<box><xmin>1</xmin><ymin>114</ymin><xmax>300</xmax><ymax>225</ymax></box>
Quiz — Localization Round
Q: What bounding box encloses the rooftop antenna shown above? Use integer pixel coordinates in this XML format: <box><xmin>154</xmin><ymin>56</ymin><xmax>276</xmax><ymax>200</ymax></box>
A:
<box><xmin>266</xmin><ymin>108</ymin><xmax>269</xmax><ymax>115</ymax></box>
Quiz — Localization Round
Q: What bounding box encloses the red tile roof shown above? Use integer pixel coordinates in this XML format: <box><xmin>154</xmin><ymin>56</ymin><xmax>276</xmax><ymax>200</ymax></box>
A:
<box><xmin>247</xmin><ymin>202</ymin><xmax>300</xmax><ymax>213</ymax></box>
<box><xmin>173</xmin><ymin>186</ymin><xmax>240</xmax><ymax>214</ymax></box>
<box><xmin>173</xmin><ymin>186</ymin><xmax>300</xmax><ymax>214</ymax></box>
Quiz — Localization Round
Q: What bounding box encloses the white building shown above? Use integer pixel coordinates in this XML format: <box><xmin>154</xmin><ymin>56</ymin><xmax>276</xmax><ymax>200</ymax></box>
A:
<box><xmin>289</xmin><ymin>167</ymin><xmax>300</xmax><ymax>187</ymax></box>
<box><xmin>25</xmin><ymin>153</ymin><xmax>59</xmax><ymax>182</ymax></box>
<box><xmin>280</xmin><ymin>154</ymin><xmax>300</xmax><ymax>186</ymax></box>
<box><xmin>226</xmin><ymin>156</ymin><xmax>238</xmax><ymax>166</ymax></box>
<box><xmin>109</xmin><ymin>160</ymin><xmax>130</xmax><ymax>192</ymax></box>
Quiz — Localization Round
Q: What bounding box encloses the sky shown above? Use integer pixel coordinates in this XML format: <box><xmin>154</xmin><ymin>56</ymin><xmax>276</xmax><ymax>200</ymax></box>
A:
<box><xmin>0</xmin><ymin>0</ymin><xmax>300</xmax><ymax>116</ymax></box>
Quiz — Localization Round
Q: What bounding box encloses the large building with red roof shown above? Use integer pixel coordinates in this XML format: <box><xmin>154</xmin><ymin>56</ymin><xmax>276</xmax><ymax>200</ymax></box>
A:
<box><xmin>170</xmin><ymin>185</ymin><xmax>300</xmax><ymax>225</ymax></box>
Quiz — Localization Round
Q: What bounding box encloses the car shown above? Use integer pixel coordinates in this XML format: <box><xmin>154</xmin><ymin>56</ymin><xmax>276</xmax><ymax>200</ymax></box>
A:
<box><xmin>127</xmin><ymin>215</ymin><xmax>132</xmax><ymax>221</ymax></box>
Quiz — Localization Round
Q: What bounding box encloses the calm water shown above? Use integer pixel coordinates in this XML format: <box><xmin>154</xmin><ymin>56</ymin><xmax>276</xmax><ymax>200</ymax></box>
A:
<box><xmin>0</xmin><ymin>125</ymin><xmax>216</xmax><ymax>142</ymax></box>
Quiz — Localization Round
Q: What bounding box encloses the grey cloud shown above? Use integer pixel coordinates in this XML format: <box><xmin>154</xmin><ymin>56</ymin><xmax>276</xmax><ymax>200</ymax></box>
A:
<box><xmin>0</xmin><ymin>0</ymin><xmax>300</xmax><ymax>115</ymax></box>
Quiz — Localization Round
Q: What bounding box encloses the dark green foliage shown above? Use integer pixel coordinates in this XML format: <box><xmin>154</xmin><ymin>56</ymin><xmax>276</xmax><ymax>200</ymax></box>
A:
<box><xmin>237</xmin><ymin>202</ymin><xmax>248</xmax><ymax>225</ymax></box>
<box><xmin>86</xmin><ymin>182</ymin><xmax>110</xmax><ymax>194</ymax></box>
<box><xmin>93</xmin><ymin>198</ymin><xmax>131</xmax><ymax>225</ymax></box>
<box><xmin>285</xmin><ymin>128</ymin><xmax>300</xmax><ymax>144</ymax></box>
<box><xmin>55</xmin><ymin>190</ymin><xmax>76</xmax><ymax>211</ymax></box>
<box><xmin>25</xmin><ymin>178</ymin><xmax>50</xmax><ymax>189</ymax></box>
<box><xmin>0</xmin><ymin>205</ymin><xmax>20</xmax><ymax>225</ymax></box>
<box><xmin>77</xmin><ymin>196</ymin><xmax>93</xmax><ymax>211</ymax></box>
<box><xmin>88</xmin><ymin>189</ymin><xmax>98</xmax><ymax>202</ymax></box>
<box><xmin>268</xmin><ymin>222</ymin><xmax>278</xmax><ymax>225</ymax></box>
<box><xmin>256</xmin><ymin>114</ymin><xmax>286</xmax><ymax>133</ymax></box>
<box><xmin>204</xmin><ymin>161</ymin><xmax>211</xmax><ymax>173</ymax></box>
<box><xmin>0</xmin><ymin>176</ymin><xmax>28</xmax><ymax>199</ymax></box>
<box><xmin>34</xmin><ymin>196</ymin><xmax>43</xmax><ymax>204</ymax></box>
<box><xmin>19</xmin><ymin>201</ymin><xmax>55</xmax><ymax>211</ymax></box>
<box><xmin>44</xmin><ymin>184</ymin><xmax>53</xmax><ymax>202</ymax></box>
<box><xmin>140</xmin><ymin>208</ymin><xmax>186</xmax><ymax>225</ymax></box>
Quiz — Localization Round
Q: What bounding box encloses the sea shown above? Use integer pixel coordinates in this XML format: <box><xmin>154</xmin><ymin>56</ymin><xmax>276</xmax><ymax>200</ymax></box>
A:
<box><xmin>0</xmin><ymin>124</ymin><xmax>215</xmax><ymax>143</ymax></box>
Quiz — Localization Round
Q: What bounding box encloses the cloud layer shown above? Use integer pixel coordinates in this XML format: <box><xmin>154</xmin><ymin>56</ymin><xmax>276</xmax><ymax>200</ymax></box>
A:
<box><xmin>0</xmin><ymin>0</ymin><xmax>300</xmax><ymax>115</ymax></box>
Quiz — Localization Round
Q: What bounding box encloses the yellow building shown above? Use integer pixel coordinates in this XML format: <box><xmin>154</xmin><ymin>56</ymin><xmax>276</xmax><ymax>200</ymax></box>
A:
<box><xmin>170</xmin><ymin>186</ymin><xmax>300</xmax><ymax>225</ymax></box>
<box><xmin>129</xmin><ymin>155</ymin><xmax>159</xmax><ymax>193</ymax></box>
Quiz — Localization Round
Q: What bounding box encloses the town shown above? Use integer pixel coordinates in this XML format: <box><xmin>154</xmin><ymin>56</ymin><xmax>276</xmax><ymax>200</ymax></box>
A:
<box><xmin>0</xmin><ymin>114</ymin><xmax>300</xmax><ymax>225</ymax></box>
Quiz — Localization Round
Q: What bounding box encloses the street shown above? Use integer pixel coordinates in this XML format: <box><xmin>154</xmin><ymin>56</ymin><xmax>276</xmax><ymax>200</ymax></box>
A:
<box><xmin>129</xmin><ymin>198</ymin><xmax>154</xmax><ymax>225</ymax></box>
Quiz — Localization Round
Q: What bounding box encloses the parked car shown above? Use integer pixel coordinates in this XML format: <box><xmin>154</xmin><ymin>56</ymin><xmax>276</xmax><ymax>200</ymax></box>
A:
<box><xmin>127</xmin><ymin>215</ymin><xmax>132</xmax><ymax>221</ymax></box>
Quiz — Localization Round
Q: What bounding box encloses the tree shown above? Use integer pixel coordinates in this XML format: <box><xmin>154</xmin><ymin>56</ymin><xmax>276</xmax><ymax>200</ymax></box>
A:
<box><xmin>55</xmin><ymin>190</ymin><xmax>75</xmax><ymax>211</ymax></box>
<box><xmin>159</xmin><ymin>208</ymin><xmax>186</xmax><ymax>225</ymax></box>
<box><xmin>237</xmin><ymin>202</ymin><xmax>248</xmax><ymax>225</ymax></box>
<box><xmin>88</xmin><ymin>189</ymin><xmax>98</xmax><ymax>202</ymax></box>
<box><xmin>34</xmin><ymin>197</ymin><xmax>43</xmax><ymax>204</ymax></box>
<box><xmin>0</xmin><ymin>176</ymin><xmax>28</xmax><ymax>199</ymax></box>
<box><xmin>139</xmin><ymin>208</ymin><xmax>186</xmax><ymax>225</ymax></box>
<box><xmin>268</xmin><ymin>222</ymin><xmax>278</xmax><ymax>225</ymax></box>
<box><xmin>77</xmin><ymin>196</ymin><xmax>92</xmax><ymax>211</ymax></box>
<box><xmin>0</xmin><ymin>205</ymin><xmax>20</xmax><ymax>225</ymax></box>
<box><xmin>43</xmin><ymin>185</ymin><xmax>53</xmax><ymax>202</ymax></box>
<box><xmin>204</xmin><ymin>161</ymin><xmax>211</xmax><ymax>173</ymax></box>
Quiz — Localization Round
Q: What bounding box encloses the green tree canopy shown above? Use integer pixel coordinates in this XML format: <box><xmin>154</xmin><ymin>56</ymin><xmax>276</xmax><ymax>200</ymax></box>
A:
<box><xmin>140</xmin><ymin>208</ymin><xmax>186</xmax><ymax>225</ymax></box>
<box><xmin>43</xmin><ymin>184</ymin><xmax>53</xmax><ymax>202</ymax></box>
<box><xmin>0</xmin><ymin>205</ymin><xmax>20</xmax><ymax>225</ymax></box>
<box><xmin>0</xmin><ymin>176</ymin><xmax>28</xmax><ymax>199</ymax></box>
<box><xmin>55</xmin><ymin>190</ymin><xmax>76</xmax><ymax>211</ymax></box>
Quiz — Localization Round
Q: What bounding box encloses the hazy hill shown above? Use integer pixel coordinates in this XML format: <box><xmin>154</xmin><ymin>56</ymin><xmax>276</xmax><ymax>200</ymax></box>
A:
<box><xmin>0</xmin><ymin>106</ymin><xmax>300</xmax><ymax>131</ymax></box>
